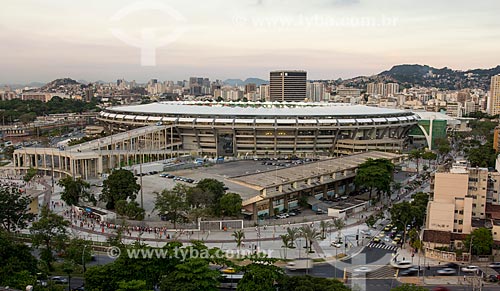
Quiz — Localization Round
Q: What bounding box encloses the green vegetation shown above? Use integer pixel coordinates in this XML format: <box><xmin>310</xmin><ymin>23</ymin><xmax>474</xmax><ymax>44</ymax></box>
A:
<box><xmin>390</xmin><ymin>192</ymin><xmax>429</xmax><ymax>231</ymax></box>
<box><xmin>0</xmin><ymin>186</ymin><xmax>36</xmax><ymax>232</ymax></box>
<box><xmin>30</xmin><ymin>206</ymin><xmax>70</xmax><ymax>268</ymax></box>
<box><xmin>58</xmin><ymin>176</ymin><xmax>93</xmax><ymax>206</ymax></box>
<box><xmin>280</xmin><ymin>275</ymin><xmax>351</xmax><ymax>291</ymax></box>
<box><xmin>101</xmin><ymin>169</ymin><xmax>141</xmax><ymax>210</ymax></box>
<box><xmin>0</xmin><ymin>230</ymin><xmax>38</xmax><ymax>289</ymax></box>
<box><xmin>219</xmin><ymin>192</ymin><xmax>243</xmax><ymax>216</ymax></box>
<box><xmin>23</xmin><ymin>166</ymin><xmax>38</xmax><ymax>182</ymax></box>
<box><xmin>0</xmin><ymin>96</ymin><xmax>99</xmax><ymax>124</ymax></box>
<box><xmin>154</xmin><ymin>184</ymin><xmax>189</xmax><ymax>228</ymax></box>
<box><xmin>464</xmin><ymin>228</ymin><xmax>494</xmax><ymax>256</ymax></box>
<box><xmin>391</xmin><ymin>284</ymin><xmax>427</xmax><ymax>291</ymax></box>
<box><xmin>354</xmin><ymin>158</ymin><xmax>394</xmax><ymax>200</ymax></box>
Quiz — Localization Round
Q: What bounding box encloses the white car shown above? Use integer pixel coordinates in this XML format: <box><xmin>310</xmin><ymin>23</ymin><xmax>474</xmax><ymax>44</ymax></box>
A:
<box><xmin>436</xmin><ymin>268</ymin><xmax>457</xmax><ymax>276</ymax></box>
<box><xmin>461</xmin><ymin>265</ymin><xmax>479</xmax><ymax>273</ymax></box>
<box><xmin>393</xmin><ymin>260</ymin><xmax>413</xmax><ymax>269</ymax></box>
<box><xmin>488</xmin><ymin>262</ymin><xmax>500</xmax><ymax>268</ymax></box>
<box><xmin>330</xmin><ymin>241</ymin><xmax>343</xmax><ymax>248</ymax></box>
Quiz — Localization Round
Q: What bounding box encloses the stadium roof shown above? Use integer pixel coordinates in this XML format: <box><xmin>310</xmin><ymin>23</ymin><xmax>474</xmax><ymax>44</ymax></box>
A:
<box><xmin>107</xmin><ymin>102</ymin><xmax>414</xmax><ymax>118</ymax></box>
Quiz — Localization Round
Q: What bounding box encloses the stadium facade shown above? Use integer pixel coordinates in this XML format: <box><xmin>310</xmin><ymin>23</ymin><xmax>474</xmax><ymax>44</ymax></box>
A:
<box><xmin>98</xmin><ymin>101</ymin><xmax>419</xmax><ymax>157</ymax></box>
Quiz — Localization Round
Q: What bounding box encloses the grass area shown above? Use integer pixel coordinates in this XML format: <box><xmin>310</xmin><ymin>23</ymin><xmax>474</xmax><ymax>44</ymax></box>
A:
<box><xmin>312</xmin><ymin>258</ymin><xmax>325</xmax><ymax>263</ymax></box>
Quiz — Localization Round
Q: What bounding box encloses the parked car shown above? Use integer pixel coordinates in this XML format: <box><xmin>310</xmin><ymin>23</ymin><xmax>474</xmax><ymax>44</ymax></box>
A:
<box><xmin>436</xmin><ymin>268</ymin><xmax>457</xmax><ymax>276</ymax></box>
<box><xmin>167</xmin><ymin>175</ymin><xmax>175</xmax><ymax>178</ymax></box>
<box><xmin>461</xmin><ymin>265</ymin><xmax>479</xmax><ymax>273</ymax></box>
<box><xmin>487</xmin><ymin>274</ymin><xmax>499</xmax><ymax>282</ymax></box>
<box><xmin>372</xmin><ymin>237</ymin><xmax>381</xmax><ymax>243</ymax></box>
<box><xmin>50</xmin><ymin>276</ymin><xmax>68</xmax><ymax>284</ymax></box>
<box><xmin>315</xmin><ymin>209</ymin><xmax>326</xmax><ymax>215</ymax></box>
<box><xmin>159</xmin><ymin>173</ymin><xmax>168</xmax><ymax>177</ymax></box>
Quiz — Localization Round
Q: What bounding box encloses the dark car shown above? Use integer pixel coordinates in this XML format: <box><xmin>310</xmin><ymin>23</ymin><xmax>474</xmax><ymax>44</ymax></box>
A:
<box><xmin>444</xmin><ymin>262</ymin><xmax>459</xmax><ymax>269</ymax></box>
<box><xmin>487</xmin><ymin>275</ymin><xmax>499</xmax><ymax>283</ymax></box>
<box><xmin>167</xmin><ymin>175</ymin><xmax>175</xmax><ymax>178</ymax></box>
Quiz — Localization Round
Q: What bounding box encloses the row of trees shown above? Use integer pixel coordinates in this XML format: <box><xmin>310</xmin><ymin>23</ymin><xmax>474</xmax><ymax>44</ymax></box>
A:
<box><xmin>0</xmin><ymin>96</ymin><xmax>99</xmax><ymax>124</ymax></box>
<box><xmin>277</xmin><ymin>219</ymin><xmax>345</xmax><ymax>259</ymax></box>
<box><xmin>58</xmin><ymin>169</ymin><xmax>145</xmax><ymax>220</ymax></box>
<box><xmin>154</xmin><ymin>179</ymin><xmax>243</xmax><ymax>227</ymax></box>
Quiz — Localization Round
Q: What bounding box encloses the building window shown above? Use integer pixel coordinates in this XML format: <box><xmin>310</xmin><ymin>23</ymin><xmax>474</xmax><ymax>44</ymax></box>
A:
<box><xmin>458</xmin><ymin>220</ymin><xmax>463</xmax><ymax>225</ymax></box>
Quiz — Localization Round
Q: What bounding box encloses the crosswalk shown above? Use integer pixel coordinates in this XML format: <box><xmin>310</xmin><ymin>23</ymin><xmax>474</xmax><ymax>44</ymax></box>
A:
<box><xmin>347</xmin><ymin>266</ymin><xmax>396</xmax><ymax>279</ymax></box>
<box><xmin>366</xmin><ymin>243</ymin><xmax>399</xmax><ymax>252</ymax></box>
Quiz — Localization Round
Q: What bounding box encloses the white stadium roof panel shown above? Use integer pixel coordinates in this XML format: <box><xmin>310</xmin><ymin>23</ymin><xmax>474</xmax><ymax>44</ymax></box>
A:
<box><xmin>107</xmin><ymin>102</ymin><xmax>411</xmax><ymax>118</ymax></box>
<box><xmin>297</xmin><ymin>119</ymin><xmax>318</xmax><ymax>124</ymax></box>
<box><xmin>234</xmin><ymin>119</ymin><xmax>255</xmax><ymax>124</ymax></box>
<box><xmin>337</xmin><ymin>119</ymin><xmax>356</xmax><ymax>124</ymax></box>
<box><xmin>135</xmin><ymin>116</ymin><xmax>148</xmax><ymax>121</ymax></box>
<box><xmin>255</xmin><ymin>119</ymin><xmax>275</xmax><ymax>124</ymax></box>
<box><xmin>123</xmin><ymin>115</ymin><xmax>136</xmax><ymax>120</ymax></box>
<box><xmin>356</xmin><ymin>118</ymin><xmax>373</xmax><ymax>123</ymax></box>
<box><xmin>372</xmin><ymin>118</ymin><xmax>388</xmax><ymax>123</ymax></box>
<box><xmin>195</xmin><ymin>118</ymin><xmax>214</xmax><ymax>123</ymax></box>
<box><xmin>149</xmin><ymin>116</ymin><xmax>162</xmax><ymax>121</ymax></box>
<box><xmin>178</xmin><ymin>118</ymin><xmax>195</xmax><ymax>122</ymax></box>
<box><xmin>276</xmin><ymin>119</ymin><xmax>296</xmax><ymax>124</ymax></box>
<box><xmin>386</xmin><ymin>117</ymin><xmax>399</xmax><ymax>122</ymax></box>
<box><xmin>214</xmin><ymin>119</ymin><xmax>234</xmax><ymax>123</ymax></box>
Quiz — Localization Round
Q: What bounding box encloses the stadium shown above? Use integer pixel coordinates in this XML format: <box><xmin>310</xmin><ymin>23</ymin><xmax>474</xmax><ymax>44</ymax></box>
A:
<box><xmin>98</xmin><ymin>101</ymin><xmax>419</xmax><ymax>157</ymax></box>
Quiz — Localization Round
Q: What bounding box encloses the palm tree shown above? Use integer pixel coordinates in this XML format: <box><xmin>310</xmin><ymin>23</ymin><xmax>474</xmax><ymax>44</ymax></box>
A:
<box><xmin>319</xmin><ymin>220</ymin><xmax>329</xmax><ymax>239</ymax></box>
<box><xmin>232</xmin><ymin>230</ymin><xmax>245</xmax><ymax>254</ymax></box>
<box><xmin>299</xmin><ymin>225</ymin><xmax>321</xmax><ymax>253</ymax></box>
<box><xmin>332</xmin><ymin>218</ymin><xmax>345</xmax><ymax>241</ymax></box>
<box><xmin>280</xmin><ymin>234</ymin><xmax>291</xmax><ymax>259</ymax></box>
<box><xmin>286</xmin><ymin>227</ymin><xmax>299</xmax><ymax>248</ymax></box>
<box><xmin>408</xmin><ymin>148</ymin><xmax>424</xmax><ymax>173</ymax></box>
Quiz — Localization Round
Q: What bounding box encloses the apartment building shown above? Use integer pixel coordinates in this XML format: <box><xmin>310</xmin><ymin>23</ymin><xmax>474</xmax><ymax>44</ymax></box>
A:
<box><xmin>424</xmin><ymin>165</ymin><xmax>500</xmax><ymax>249</ymax></box>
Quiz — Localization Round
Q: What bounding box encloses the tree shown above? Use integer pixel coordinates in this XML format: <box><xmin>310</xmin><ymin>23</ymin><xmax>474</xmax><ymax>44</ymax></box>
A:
<box><xmin>332</xmin><ymin>218</ymin><xmax>345</xmax><ymax>241</ymax></box>
<box><xmin>237</xmin><ymin>262</ymin><xmax>284</xmax><ymax>291</ymax></box>
<box><xmin>23</xmin><ymin>167</ymin><xmax>37</xmax><ymax>182</ymax></box>
<box><xmin>299</xmin><ymin>225</ymin><xmax>321</xmax><ymax>253</ymax></box>
<box><xmin>319</xmin><ymin>220</ymin><xmax>329</xmax><ymax>239</ymax></box>
<box><xmin>117</xmin><ymin>280</ymin><xmax>151</xmax><ymax>291</ymax></box>
<box><xmin>232</xmin><ymin>230</ymin><xmax>245</xmax><ymax>254</ymax></box>
<box><xmin>408</xmin><ymin>149</ymin><xmax>424</xmax><ymax>173</ymax></box>
<box><xmin>160</xmin><ymin>258</ymin><xmax>220</xmax><ymax>291</ymax></box>
<box><xmin>434</xmin><ymin>138</ymin><xmax>451</xmax><ymax>158</ymax></box>
<box><xmin>391</xmin><ymin>284</ymin><xmax>427</xmax><ymax>291</ymax></box>
<box><xmin>196</xmin><ymin>179</ymin><xmax>225</xmax><ymax>214</ymax></box>
<box><xmin>280</xmin><ymin>275</ymin><xmax>350</xmax><ymax>291</ymax></box>
<box><xmin>286</xmin><ymin>227</ymin><xmax>299</xmax><ymax>248</ymax></box>
<box><xmin>30</xmin><ymin>206</ymin><xmax>69</xmax><ymax>267</ymax></box>
<box><xmin>58</xmin><ymin>176</ymin><xmax>91</xmax><ymax>206</ymax></box>
<box><xmin>421</xmin><ymin>151</ymin><xmax>437</xmax><ymax>167</ymax></box>
<box><xmin>186</xmin><ymin>186</ymin><xmax>211</xmax><ymax>208</ymax></box>
<box><xmin>0</xmin><ymin>186</ymin><xmax>36</xmax><ymax>232</ymax></box>
<box><xmin>3</xmin><ymin>145</ymin><xmax>15</xmax><ymax>160</ymax></box>
<box><xmin>464</xmin><ymin>228</ymin><xmax>494</xmax><ymax>256</ymax></box>
<box><xmin>354</xmin><ymin>158</ymin><xmax>394</xmax><ymax>200</ymax></box>
<box><xmin>63</xmin><ymin>238</ymin><xmax>92</xmax><ymax>266</ymax></box>
<box><xmin>19</xmin><ymin>112</ymin><xmax>37</xmax><ymax>124</ymax></box>
<box><xmin>116</xmin><ymin>200</ymin><xmax>145</xmax><ymax>220</ymax></box>
<box><xmin>0</xmin><ymin>230</ymin><xmax>38</xmax><ymax>288</ymax></box>
<box><xmin>280</xmin><ymin>234</ymin><xmax>291</xmax><ymax>259</ymax></box>
<box><xmin>220</xmin><ymin>193</ymin><xmax>242</xmax><ymax>217</ymax></box>
<box><xmin>101</xmin><ymin>169</ymin><xmax>141</xmax><ymax>210</ymax></box>
<box><xmin>154</xmin><ymin>185</ymin><xmax>189</xmax><ymax>228</ymax></box>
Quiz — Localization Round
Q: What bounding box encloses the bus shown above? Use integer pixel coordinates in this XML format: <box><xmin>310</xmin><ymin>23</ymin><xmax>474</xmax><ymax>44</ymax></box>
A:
<box><xmin>220</xmin><ymin>273</ymin><xmax>243</xmax><ymax>290</ymax></box>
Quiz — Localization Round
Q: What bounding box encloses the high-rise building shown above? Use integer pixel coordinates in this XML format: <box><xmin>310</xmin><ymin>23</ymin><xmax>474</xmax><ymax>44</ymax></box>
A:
<box><xmin>259</xmin><ymin>84</ymin><xmax>270</xmax><ymax>101</ymax></box>
<box><xmin>489</xmin><ymin>75</ymin><xmax>500</xmax><ymax>116</ymax></box>
<box><xmin>385</xmin><ymin>83</ymin><xmax>399</xmax><ymax>97</ymax></box>
<box><xmin>270</xmin><ymin>70</ymin><xmax>307</xmax><ymax>102</ymax></box>
<box><xmin>245</xmin><ymin>83</ymin><xmax>257</xmax><ymax>94</ymax></box>
<box><xmin>306</xmin><ymin>82</ymin><xmax>324</xmax><ymax>102</ymax></box>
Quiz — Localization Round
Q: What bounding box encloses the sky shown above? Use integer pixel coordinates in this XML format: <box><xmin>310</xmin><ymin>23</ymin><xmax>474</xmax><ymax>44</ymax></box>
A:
<box><xmin>1</xmin><ymin>0</ymin><xmax>499</xmax><ymax>84</ymax></box>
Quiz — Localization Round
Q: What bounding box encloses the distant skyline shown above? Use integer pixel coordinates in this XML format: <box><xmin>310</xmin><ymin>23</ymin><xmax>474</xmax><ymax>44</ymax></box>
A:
<box><xmin>1</xmin><ymin>0</ymin><xmax>500</xmax><ymax>83</ymax></box>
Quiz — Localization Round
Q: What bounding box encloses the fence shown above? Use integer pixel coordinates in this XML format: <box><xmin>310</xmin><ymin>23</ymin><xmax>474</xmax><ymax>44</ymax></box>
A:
<box><xmin>199</xmin><ymin>220</ymin><xmax>243</xmax><ymax>231</ymax></box>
